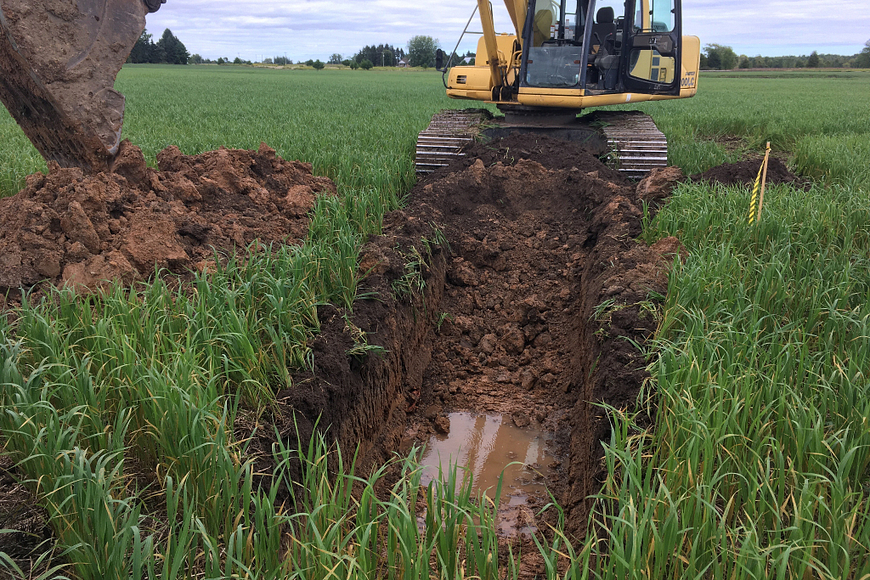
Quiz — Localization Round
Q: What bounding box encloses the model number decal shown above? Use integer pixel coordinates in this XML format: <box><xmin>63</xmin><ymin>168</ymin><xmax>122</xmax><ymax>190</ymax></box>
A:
<box><xmin>680</xmin><ymin>71</ymin><xmax>696</xmax><ymax>88</ymax></box>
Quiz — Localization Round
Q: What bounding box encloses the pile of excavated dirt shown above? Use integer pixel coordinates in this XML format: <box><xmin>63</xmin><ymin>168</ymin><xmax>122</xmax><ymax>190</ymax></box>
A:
<box><xmin>430</xmin><ymin>131</ymin><xmax>629</xmax><ymax>181</ymax></box>
<box><xmin>0</xmin><ymin>141</ymin><xmax>334</xmax><ymax>303</ymax></box>
<box><xmin>692</xmin><ymin>157</ymin><xmax>806</xmax><ymax>187</ymax></box>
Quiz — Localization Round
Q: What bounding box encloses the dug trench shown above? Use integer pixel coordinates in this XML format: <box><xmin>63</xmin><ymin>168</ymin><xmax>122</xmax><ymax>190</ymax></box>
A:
<box><xmin>271</xmin><ymin>133</ymin><xmax>687</xmax><ymax>549</ymax></box>
<box><xmin>0</xmin><ymin>134</ymin><xmax>811</xmax><ymax>569</ymax></box>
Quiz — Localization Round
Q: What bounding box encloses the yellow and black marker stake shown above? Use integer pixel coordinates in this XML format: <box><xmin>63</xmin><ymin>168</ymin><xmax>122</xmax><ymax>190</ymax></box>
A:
<box><xmin>749</xmin><ymin>142</ymin><xmax>772</xmax><ymax>225</ymax></box>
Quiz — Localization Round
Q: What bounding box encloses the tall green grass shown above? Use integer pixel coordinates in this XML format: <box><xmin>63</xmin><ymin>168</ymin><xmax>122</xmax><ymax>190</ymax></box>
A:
<box><xmin>0</xmin><ymin>116</ymin><xmax>45</xmax><ymax>198</ymax></box>
<box><xmin>583</xmin><ymin>179</ymin><xmax>870</xmax><ymax>576</ymax></box>
<box><xmin>3</xmin><ymin>67</ymin><xmax>870</xmax><ymax>577</ymax></box>
<box><xmin>116</xmin><ymin>66</ymin><xmax>456</xmax><ymax>194</ymax></box>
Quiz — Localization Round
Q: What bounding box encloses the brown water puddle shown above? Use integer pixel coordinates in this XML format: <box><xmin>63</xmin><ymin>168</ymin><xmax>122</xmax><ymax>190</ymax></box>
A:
<box><xmin>417</xmin><ymin>412</ymin><xmax>557</xmax><ymax>536</ymax></box>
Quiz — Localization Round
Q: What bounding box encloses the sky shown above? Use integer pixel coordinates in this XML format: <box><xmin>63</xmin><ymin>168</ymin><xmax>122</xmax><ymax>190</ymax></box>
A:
<box><xmin>144</xmin><ymin>0</ymin><xmax>868</xmax><ymax>63</ymax></box>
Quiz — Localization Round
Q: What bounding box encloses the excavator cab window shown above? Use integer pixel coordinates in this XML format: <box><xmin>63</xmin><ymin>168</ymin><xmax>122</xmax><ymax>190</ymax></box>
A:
<box><xmin>622</xmin><ymin>0</ymin><xmax>682</xmax><ymax>94</ymax></box>
<box><xmin>626</xmin><ymin>0</ymin><xmax>678</xmax><ymax>84</ymax></box>
<box><xmin>521</xmin><ymin>0</ymin><xmax>681</xmax><ymax>94</ymax></box>
<box><xmin>524</xmin><ymin>0</ymin><xmax>586</xmax><ymax>88</ymax></box>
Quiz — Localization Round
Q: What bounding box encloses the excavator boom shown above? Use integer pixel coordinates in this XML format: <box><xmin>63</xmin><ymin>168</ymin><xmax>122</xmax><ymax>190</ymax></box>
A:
<box><xmin>0</xmin><ymin>0</ymin><xmax>163</xmax><ymax>173</ymax></box>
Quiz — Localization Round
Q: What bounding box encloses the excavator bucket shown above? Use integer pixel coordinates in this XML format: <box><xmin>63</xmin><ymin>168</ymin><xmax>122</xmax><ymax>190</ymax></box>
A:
<box><xmin>0</xmin><ymin>0</ymin><xmax>152</xmax><ymax>173</ymax></box>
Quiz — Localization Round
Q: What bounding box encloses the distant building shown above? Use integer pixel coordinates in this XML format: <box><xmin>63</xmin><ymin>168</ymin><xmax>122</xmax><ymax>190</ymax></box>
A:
<box><xmin>398</xmin><ymin>58</ymin><xmax>411</xmax><ymax>68</ymax></box>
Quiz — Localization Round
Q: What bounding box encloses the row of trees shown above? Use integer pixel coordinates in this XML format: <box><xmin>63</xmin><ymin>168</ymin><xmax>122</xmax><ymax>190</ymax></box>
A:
<box><xmin>129</xmin><ymin>28</ymin><xmax>869</xmax><ymax>72</ymax></box>
<box><xmin>317</xmin><ymin>37</ymin><xmax>442</xmax><ymax>70</ymax></box>
<box><xmin>127</xmin><ymin>33</ymin><xmax>448</xmax><ymax>70</ymax></box>
<box><xmin>128</xmin><ymin>29</ymin><xmax>189</xmax><ymax>64</ymax></box>
<box><xmin>352</xmin><ymin>44</ymin><xmax>407</xmax><ymax>67</ymax></box>
<box><xmin>702</xmin><ymin>41</ymin><xmax>870</xmax><ymax>70</ymax></box>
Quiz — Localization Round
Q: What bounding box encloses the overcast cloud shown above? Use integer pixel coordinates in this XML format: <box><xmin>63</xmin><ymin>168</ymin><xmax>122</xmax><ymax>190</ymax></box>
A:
<box><xmin>144</xmin><ymin>0</ymin><xmax>868</xmax><ymax>62</ymax></box>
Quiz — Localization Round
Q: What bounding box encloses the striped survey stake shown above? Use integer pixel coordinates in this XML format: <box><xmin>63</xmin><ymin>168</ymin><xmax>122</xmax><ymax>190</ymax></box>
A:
<box><xmin>749</xmin><ymin>142</ymin><xmax>772</xmax><ymax>225</ymax></box>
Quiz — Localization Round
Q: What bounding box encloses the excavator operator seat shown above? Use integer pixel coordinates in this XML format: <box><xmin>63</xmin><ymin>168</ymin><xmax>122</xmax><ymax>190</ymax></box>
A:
<box><xmin>590</xmin><ymin>7</ymin><xmax>617</xmax><ymax>54</ymax></box>
<box><xmin>590</xmin><ymin>7</ymin><xmax>620</xmax><ymax>90</ymax></box>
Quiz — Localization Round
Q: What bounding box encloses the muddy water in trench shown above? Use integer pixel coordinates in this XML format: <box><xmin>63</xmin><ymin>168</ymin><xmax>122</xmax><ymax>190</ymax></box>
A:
<box><xmin>406</xmin><ymin>171</ymin><xmax>588</xmax><ymax>536</ymax></box>
<box><xmin>365</xmin><ymin>137</ymin><xmax>675</xmax><ymax>546</ymax></box>
<box><xmin>418</xmin><ymin>412</ymin><xmax>556</xmax><ymax>535</ymax></box>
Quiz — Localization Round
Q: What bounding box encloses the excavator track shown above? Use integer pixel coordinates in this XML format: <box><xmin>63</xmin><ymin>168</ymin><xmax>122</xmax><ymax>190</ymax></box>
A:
<box><xmin>593</xmin><ymin>111</ymin><xmax>669</xmax><ymax>179</ymax></box>
<box><xmin>416</xmin><ymin>108</ymin><xmax>668</xmax><ymax>179</ymax></box>
<box><xmin>415</xmin><ymin>109</ymin><xmax>492</xmax><ymax>175</ymax></box>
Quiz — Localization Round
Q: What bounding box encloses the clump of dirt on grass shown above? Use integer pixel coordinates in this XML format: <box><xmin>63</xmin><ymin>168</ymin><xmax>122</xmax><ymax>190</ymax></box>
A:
<box><xmin>692</xmin><ymin>157</ymin><xmax>805</xmax><ymax>187</ymax></box>
<box><xmin>0</xmin><ymin>141</ymin><xmax>334</xmax><ymax>299</ymax></box>
<box><xmin>430</xmin><ymin>131</ymin><xmax>629</xmax><ymax>181</ymax></box>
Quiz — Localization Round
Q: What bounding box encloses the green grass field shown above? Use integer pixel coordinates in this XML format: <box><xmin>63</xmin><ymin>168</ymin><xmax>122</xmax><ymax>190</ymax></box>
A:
<box><xmin>2</xmin><ymin>66</ymin><xmax>870</xmax><ymax>578</ymax></box>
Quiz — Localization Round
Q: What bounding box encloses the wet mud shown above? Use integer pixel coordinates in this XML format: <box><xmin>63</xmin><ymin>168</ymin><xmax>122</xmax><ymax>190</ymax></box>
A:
<box><xmin>417</xmin><ymin>411</ymin><xmax>557</xmax><ymax>537</ymax></box>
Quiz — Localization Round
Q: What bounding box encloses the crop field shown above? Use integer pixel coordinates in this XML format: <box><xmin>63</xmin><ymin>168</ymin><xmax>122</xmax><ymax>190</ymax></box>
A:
<box><xmin>1</xmin><ymin>66</ymin><xmax>870</xmax><ymax>578</ymax></box>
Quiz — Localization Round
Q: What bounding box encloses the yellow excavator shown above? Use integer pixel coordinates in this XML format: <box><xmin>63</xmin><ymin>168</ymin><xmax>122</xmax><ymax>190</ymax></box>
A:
<box><xmin>0</xmin><ymin>0</ymin><xmax>696</xmax><ymax>179</ymax></box>
<box><xmin>416</xmin><ymin>0</ymin><xmax>700</xmax><ymax>177</ymax></box>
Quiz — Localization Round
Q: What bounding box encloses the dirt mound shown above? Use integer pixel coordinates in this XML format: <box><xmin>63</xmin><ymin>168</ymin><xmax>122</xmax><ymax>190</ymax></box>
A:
<box><xmin>692</xmin><ymin>157</ymin><xmax>804</xmax><ymax>187</ymax></box>
<box><xmin>0</xmin><ymin>141</ymin><xmax>334</xmax><ymax>297</ymax></box>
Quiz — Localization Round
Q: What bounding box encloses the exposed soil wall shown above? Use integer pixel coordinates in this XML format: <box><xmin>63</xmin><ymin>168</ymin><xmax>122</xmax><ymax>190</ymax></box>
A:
<box><xmin>276</xmin><ymin>134</ymin><xmax>687</xmax><ymax>540</ymax></box>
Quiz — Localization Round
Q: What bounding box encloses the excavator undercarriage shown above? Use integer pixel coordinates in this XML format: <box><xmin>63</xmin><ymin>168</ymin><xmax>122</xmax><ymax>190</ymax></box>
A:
<box><xmin>415</xmin><ymin>108</ymin><xmax>668</xmax><ymax>179</ymax></box>
<box><xmin>418</xmin><ymin>0</ymin><xmax>699</xmax><ymax>180</ymax></box>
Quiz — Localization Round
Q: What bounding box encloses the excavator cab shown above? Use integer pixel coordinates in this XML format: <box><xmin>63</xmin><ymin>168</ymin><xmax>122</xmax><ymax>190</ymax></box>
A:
<box><xmin>444</xmin><ymin>0</ymin><xmax>699</xmax><ymax>110</ymax></box>
<box><xmin>522</xmin><ymin>0</ymin><xmax>681</xmax><ymax>95</ymax></box>
<box><xmin>422</xmin><ymin>0</ymin><xmax>699</xmax><ymax>176</ymax></box>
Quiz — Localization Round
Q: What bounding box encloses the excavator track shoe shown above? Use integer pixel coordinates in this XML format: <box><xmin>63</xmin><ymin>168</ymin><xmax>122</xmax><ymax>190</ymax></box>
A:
<box><xmin>415</xmin><ymin>109</ymin><xmax>492</xmax><ymax>175</ymax></box>
<box><xmin>594</xmin><ymin>111</ymin><xmax>669</xmax><ymax>179</ymax></box>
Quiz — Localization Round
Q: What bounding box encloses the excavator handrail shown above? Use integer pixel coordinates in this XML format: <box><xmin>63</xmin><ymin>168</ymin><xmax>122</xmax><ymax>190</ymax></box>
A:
<box><xmin>440</xmin><ymin>4</ymin><xmax>481</xmax><ymax>88</ymax></box>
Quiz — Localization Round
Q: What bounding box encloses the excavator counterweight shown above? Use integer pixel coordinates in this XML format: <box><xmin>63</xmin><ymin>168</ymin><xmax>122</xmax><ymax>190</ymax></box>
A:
<box><xmin>0</xmin><ymin>0</ymin><xmax>163</xmax><ymax>173</ymax></box>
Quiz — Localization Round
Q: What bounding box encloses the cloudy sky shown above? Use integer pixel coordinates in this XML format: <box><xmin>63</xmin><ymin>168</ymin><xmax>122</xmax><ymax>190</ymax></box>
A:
<box><xmin>144</xmin><ymin>0</ymin><xmax>868</xmax><ymax>63</ymax></box>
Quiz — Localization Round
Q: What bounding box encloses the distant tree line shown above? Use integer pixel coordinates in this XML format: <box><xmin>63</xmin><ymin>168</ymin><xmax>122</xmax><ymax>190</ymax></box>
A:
<box><xmin>132</xmin><ymin>30</ymin><xmax>870</xmax><ymax>71</ymax></box>
<box><xmin>702</xmin><ymin>40</ymin><xmax>870</xmax><ymax>70</ymax></box>
<box><xmin>128</xmin><ymin>29</ymin><xmax>189</xmax><ymax>64</ymax></box>
<box><xmin>351</xmin><ymin>44</ymin><xmax>406</xmax><ymax>67</ymax></box>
